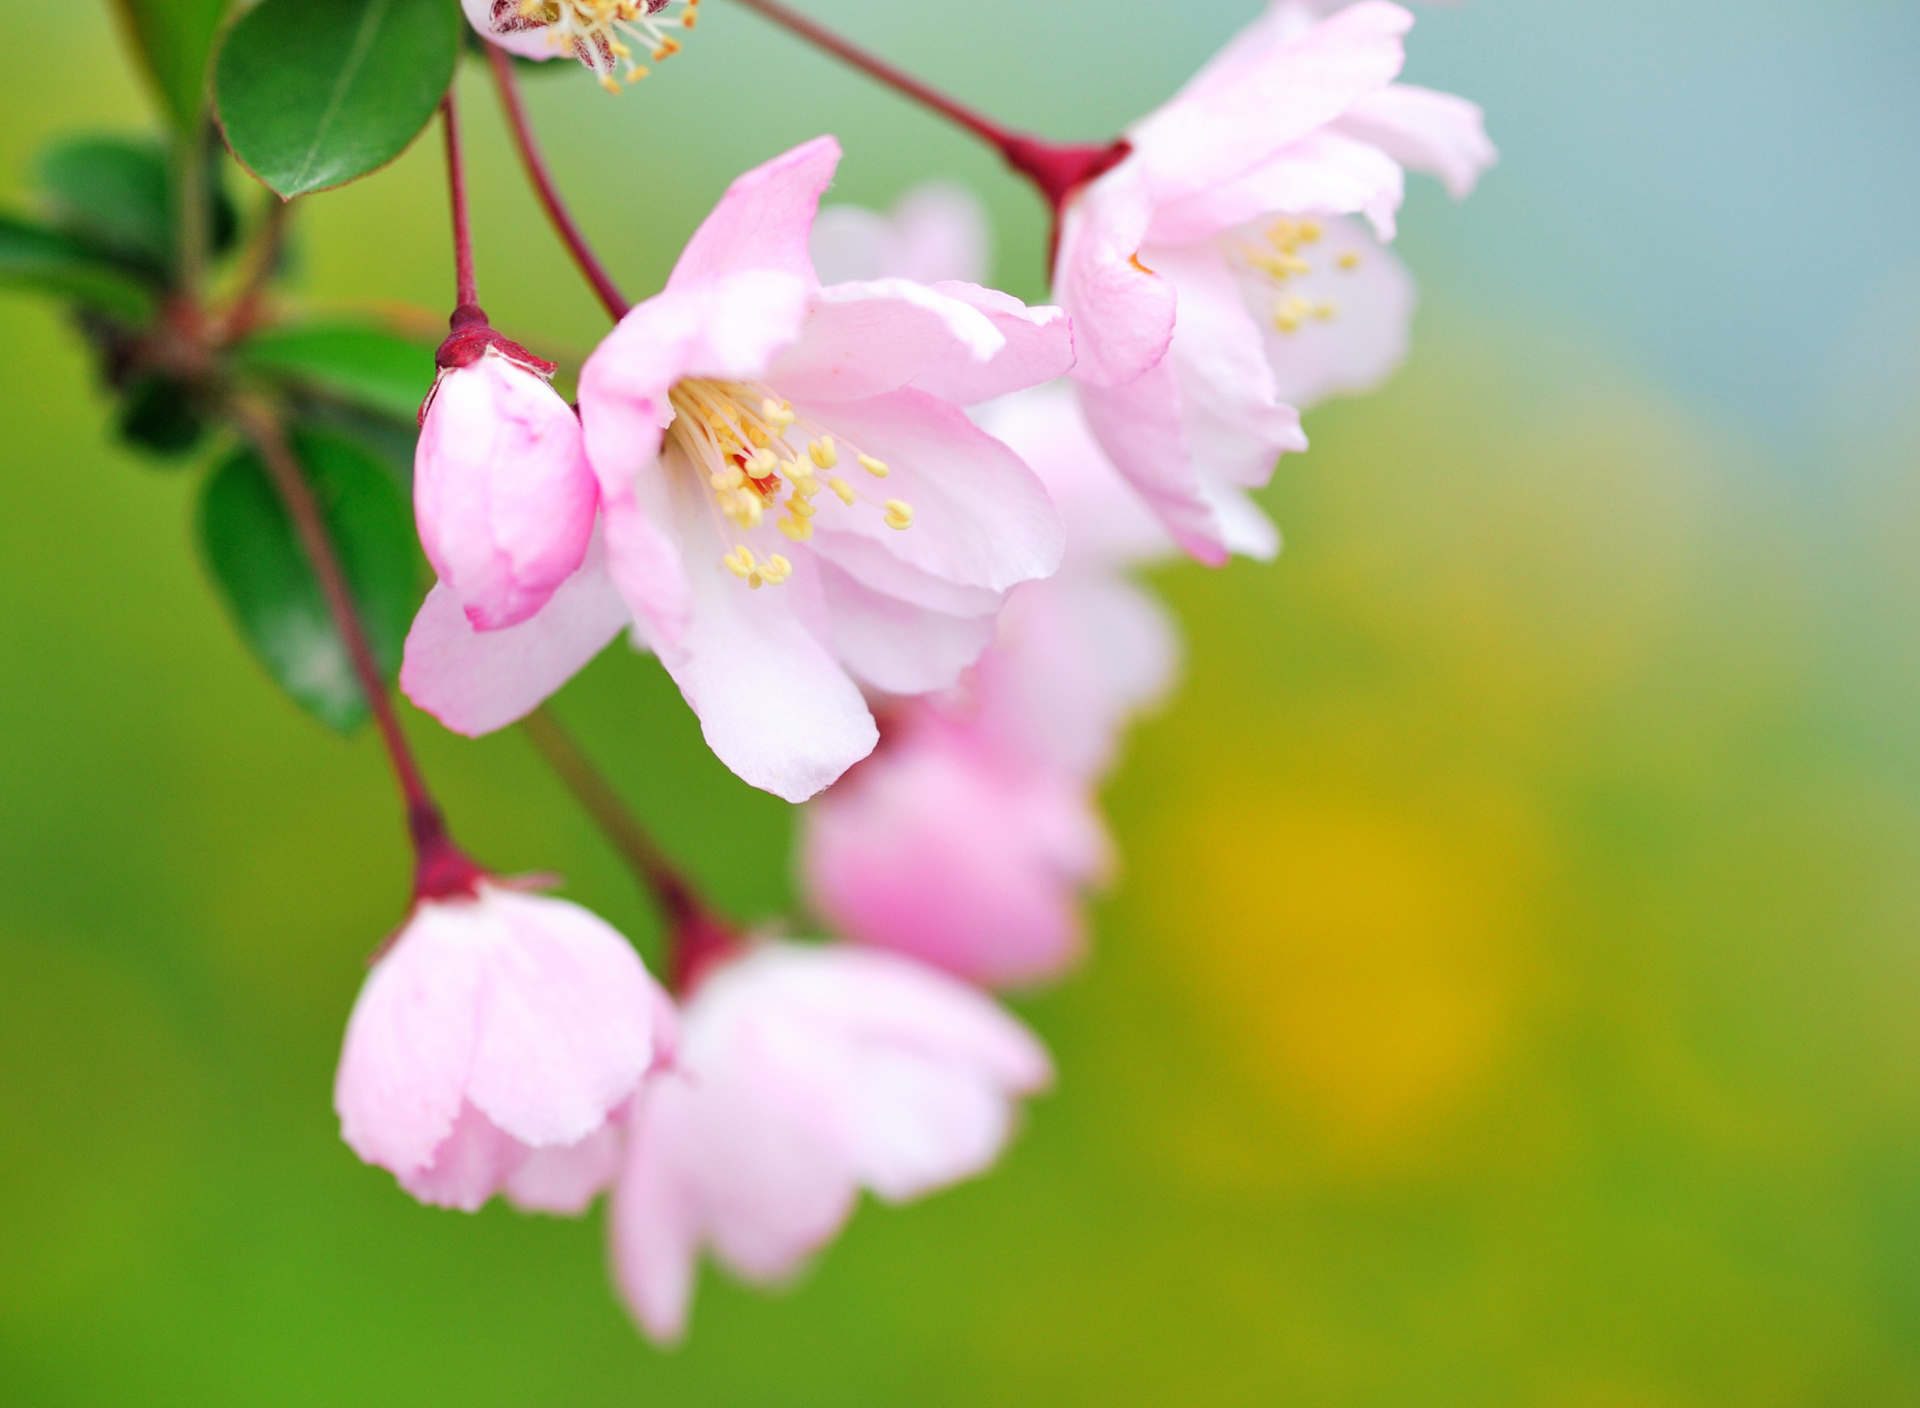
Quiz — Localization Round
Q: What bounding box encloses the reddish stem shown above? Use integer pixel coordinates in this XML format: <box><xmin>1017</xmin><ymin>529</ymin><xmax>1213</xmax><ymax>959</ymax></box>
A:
<box><xmin>486</xmin><ymin>43</ymin><xmax>632</xmax><ymax>321</ymax></box>
<box><xmin>518</xmin><ymin>706</ymin><xmax>740</xmax><ymax>993</ymax></box>
<box><xmin>725</xmin><ymin>0</ymin><xmax>1131</xmax><ymax>217</ymax></box>
<box><xmin>230</xmin><ymin>399</ymin><xmax>484</xmax><ymax>904</ymax></box>
<box><xmin>442</xmin><ymin>91</ymin><xmax>481</xmax><ymax>312</ymax></box>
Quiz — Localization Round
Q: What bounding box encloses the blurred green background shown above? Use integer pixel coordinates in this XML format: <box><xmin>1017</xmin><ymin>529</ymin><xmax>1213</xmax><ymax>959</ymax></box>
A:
<box><xmin>5</xmin><ymin>0</ymin><xmax>1920</xmax><ymax>1402</ymax></box>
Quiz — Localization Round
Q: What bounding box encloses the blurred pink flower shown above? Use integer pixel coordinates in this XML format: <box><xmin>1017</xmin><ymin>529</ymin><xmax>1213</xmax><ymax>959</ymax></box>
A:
<box><xmin>802</xmin><ymin>384</ymin><xmax>1179</xmax><ymax>987</ymax></box>
<box><xmin>1055</xmin><ymin>0</ymin><xmax>1494</xmax><ymax>563</ymax></box>
<box><xmin>605</xmin><ymin>942</ymin><xmax>1052</xmax><ymax>1343</ymax></box>
<box><xmin>414</xmin><ymin>345</ymin><xmax>599</xmax><ymax>632</ymax></box>
<box><xmin>461</xmin><ymin>0</ymin><xmax>700</xmax><ymax>91</ymax></box>
<box><xmin>333</xmin><ymin>884</ymin><xmax>675</xmax><ymax>1212</ymax></box>
<box><xmin>402</xmin><ymin>137</ymin><xmax>1074</xmax><ymax>803</ymax></box>
<box><xmin>810</xmin><ymin>181</ymin><xmax>992</xmax><ymax>288</ymax></box>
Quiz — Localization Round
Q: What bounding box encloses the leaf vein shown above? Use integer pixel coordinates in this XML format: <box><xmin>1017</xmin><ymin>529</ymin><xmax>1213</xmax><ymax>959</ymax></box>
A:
<box><xmin>288</xmin><ymin>0</ymin><xmax>397</xmax><ymax>192</ymax></box>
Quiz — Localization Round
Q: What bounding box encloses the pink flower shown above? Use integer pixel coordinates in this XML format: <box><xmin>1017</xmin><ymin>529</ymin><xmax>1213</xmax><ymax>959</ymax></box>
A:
<box><xmin>414</xmin><ymin>345</ymin><xmax>599</xmax><ymax>632</ymax></box>
<box><xmin>402</xmin><ymin>137</ymin><xmax>1074</xmax><ymax>803</ymax></box>
<box><xmin>801</xmin><ymin>385</ymin><xmax>1179</xmax><ymax>987</ymax></box>
<box><xmin>462</xmin><ymin>0</ymin><xmax>700</xmax><ymax>91</ymax></box>
<box><xmin>1054</xmin><ymin>0</ymin><xmax>1494</xmax><ymax>563</ymax></box>
<box><xmin>605</xmin><ymin>942</ymin><xmax>1051</xmax><ymax>1343</ymax></box>
<box><xmin>333</xmin><ymin>883</ymin><xmax>675</xmax><ymax>1212</ymax></box>
<box><xmin>810</xmin><ymin>181</ymin><xmax>991</xmax><ymax>288</ymax></box>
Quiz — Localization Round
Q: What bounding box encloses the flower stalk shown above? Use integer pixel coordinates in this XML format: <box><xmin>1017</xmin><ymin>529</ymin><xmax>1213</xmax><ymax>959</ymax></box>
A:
<box><xmin>517</xmin><ymin>706</ymin><xmax>740</xmax><ymax>992</ymax></box>
<box><xmin>724</xmin><ymin>0</ymin><xmax>1129</xmax><ymax>215</ymax></box>
<box><xmin>486</xmin><ymin>42</ymin><xmax>631</xmax><ymax>321</ymax></box>
<box><xmin>228</xmin><ymin>399</ymin><xmax>483</xmax><ymax>903</ymax></box>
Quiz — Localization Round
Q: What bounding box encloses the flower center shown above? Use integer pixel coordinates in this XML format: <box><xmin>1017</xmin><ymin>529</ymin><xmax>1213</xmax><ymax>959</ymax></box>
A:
<box><xmin>484</xmin><ymin>0</ymin><xmax>701</xmax><ymax>92</ymax></box>
<box><xmin>665</xmin><ymin>379</ymin><xmax>914</xmax><ymax>590</ymax></box>
<box><xmin>1231</xmin><ymin>217</ymin><xmax>1353</xmax><ymax>333</ymax></box>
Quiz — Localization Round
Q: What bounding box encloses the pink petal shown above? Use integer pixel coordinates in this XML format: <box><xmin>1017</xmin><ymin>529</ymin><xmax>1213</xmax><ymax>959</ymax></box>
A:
<box><xmin>666</xmin><ymin>137</ymin><xmax>841</xmax><ymax>291</ymax></box>
<box><xmin>399</xmin><ymin>532</ymin><xmax>629</xmax><ymax>737</ymax></box>
<box><xmin>1127</xmin><ymin>1</ymin><xmax>1412</xmax><ymax>200</ymax></box>
<box><xmin>1055</xmin><ymin>164</ymin><xmax>1177</xmax><ymax>389</ymax></box>
<box><xmin>334</xmin><ymin>899</ymin><xmax>488</xmax><ymax>1179</ymax></box>
<box><xmin>905</xmin><ymin>284</ymin><xmax>1076</xmax><ymax>406</ymax></box>
<box><xmin>765</xmin><ymin>279</ymin><xmax>1007</xmax><ymax>403</ymax></box>
<box><xmin>1147</xmin><ymin>129</ymin><xmax>1406</xmax><ymax>246</ymax></box>
<box><xmin>414</xmin><ymin>351</ymin><xmax>598</xmax><ymax>631</ymax></box>
<box><xmin>464</xmin><ymin>890</ymin><xmax>674</xmax><ymax>1148</ymax></box>
<box><xmin>814</xmin><ymin>558</ymin><xmax>998</xmax><ymax>696</ymax></box>
<box><xmin>506</xmin><ymin>1119</ymin><xmax>625</xmax><ymax>1216</ymax></box>
<box><xmin>397</xmin><ymin>1100</ymin><xmax>531</xmax><ymax>1212</ymax></box>
<box><xmin>612</xmin><ymin>1082</ymin><xmax>704</xmax><ymax>1344</ymax></box>
<box><xmin>1073</xmin><ymin>359</ymin><xmax>1219</xmax><ymax>564</ymax></box>
<box><xmin>804</xmin><ymin>736</ymin><xmax>1108</xmax><ymax>987</ymax></box>
<box><xmin>1337</xmin><ymin>83</ymin><xmax>1497</xmax><ymax>200</ymax></box>
<box><xmin>972</xmin><ymin>385</ymin><xmax>1173</xmax><ymax>567</ymax></box>
<box><xmin>653</xmin><ymin>472</ymin><xmax>879</xmax><ymax>802</ymax></box>
<box><xmin>968</xmin><ymin>571</ymin><xmax>1182</xmax><ymax>779</ymax></box>
<box><xmin>792</xmin><ymin>389</ymin><xmax>1065</xmax><ymax>594</ymax></box>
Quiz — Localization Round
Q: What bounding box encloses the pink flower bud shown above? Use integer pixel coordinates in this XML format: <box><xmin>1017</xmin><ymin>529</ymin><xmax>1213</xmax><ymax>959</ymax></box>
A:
<box><xmin>414</xmin><ymin>348</ymin><xmax>599</xmax><ymax>631</ymax></box>
<box><xmin>333</xmin><ymin>884</ymin><xmax>675</xmax><ymax>1212</ymax></box>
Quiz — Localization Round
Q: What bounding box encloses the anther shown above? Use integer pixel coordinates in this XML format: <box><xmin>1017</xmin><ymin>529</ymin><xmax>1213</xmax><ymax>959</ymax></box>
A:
<box><xmin>1338</xmin><ymin>250</ymin><xmax>1362</xmax><ymax>271</ymax></box>
<box><xmin>827</xmin><ymin>476</ymin><xmax>856</xmax><ymax>505</ymax></box>
<box><xmin>777</xmin><ymin>516</ymin><xmax>813</xmax><ymax>542</ymax></box>
<box><xmin>857</xmin><ymin>454</ymin><xmax>889</xmax><ymax>478</ymax></box>
<box><xmin>883</xmin><ymin>499</ymin><xmax>914</xmax><ymax>530</ymax></box>
<box><xmin>809</xmin><ymin>437</ymin><xmax>838</xmax><ymax>470</ymax></box>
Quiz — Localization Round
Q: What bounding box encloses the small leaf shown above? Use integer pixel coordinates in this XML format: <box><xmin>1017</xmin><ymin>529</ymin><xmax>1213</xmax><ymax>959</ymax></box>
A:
<box><xmin>37</xmin><ymin>134</ymin><xmax>241</xmax><ymax>279</ymax></box>
<box><xmin>110</xmin><ymin>0</ymin><xmax>232</xmax><ymax>131</ymax></box>
<box><xmin>237</xmin><ymin>324</ymin><xmax>437</xmax><ymax>422</ymax></box>
<box><xmin>198</xmin><ymin>427</ymin><xmax>423</xmax><ymax>732</ymax></box>
<box><xmin>119</xmin><ymin>376</ymin><xmax>208</xmax><ymax>459</ymax></box>
<box><xmin>0</xmin><ymin>214</ymin><xmax>157</xmax><ymax>324</ymax></box>
<box><xmin>215</xmin><ymin>0</ymin><xmax>461</xmax><ymax>199</ymax></box>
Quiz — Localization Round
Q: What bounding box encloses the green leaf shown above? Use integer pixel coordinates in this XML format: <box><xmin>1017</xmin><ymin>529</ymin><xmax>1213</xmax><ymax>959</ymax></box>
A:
<box><xmin>214</xmin><ymin>0</ymin><xmax>461</xmax><ymax>199</ymax></box>
<box><xmin>197</xmin><ymin>427</ymin><xmax>423</xmax><ymax>733</ymax></box>
<box><xmin>37</xmin><ymin>134</ymin><xmax>240</xmax><ymax>279</ymax></box>
<box><xmin>110</xmin><ymin>0</ymin><xmax>232</xmax><ymax>130</ymax></box>
<box><xmin>236</xmin><ymin>324</ymin><xmax>437</xmax><ymax>422</ymax></box>
<box><xmin>0</xmin><ymin>214</ymin><xmax>157</xmax><ymax>324</ymax></box>
<box><xmin>118</xmin><ymin>376</ymin><xmax>208</xmax><ymax>459</ymax></box>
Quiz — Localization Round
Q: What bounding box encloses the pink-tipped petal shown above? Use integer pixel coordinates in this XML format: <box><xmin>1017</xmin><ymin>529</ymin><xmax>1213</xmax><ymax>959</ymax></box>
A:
<box><xmin>905</xmin><ymin>284</ymin><xmax>1076</xmax><ymax>406</ymax></box>
<box><xmin>1073</xmin><ymin>360</ymin><xmax>1223</xmax><ymax>564</ymax></box>
<box><xmin>400</xmin><ymin>534</ymin><xmax>629</xmax><ymax>737</ymax></box>
<box><xmin>1055</xmin><ymin>166</ymin><xmax>1177</xmax><ymax>389</ymax></box>
<box><xmin>414</xmin><ymin>351</ymin><xmax>598</xmax><ymax>631</ymax></box>
<box><xmin>766</xmin><ymin>279</ymin><xmax>1007</xmax><ymax>403</ymax></box>
<box><xmin>397</xmin><ymin>1101</ymin><xmax>531</xmax><ymax>1212</ymax></box>
<box><xmin>666</xmin><ymin>137</ymin><xmax>841</xmax><ymax>290</ymax></box>
<box><xmin>1147</xmin><ymin>129</ymin><xmax>1405</xmax><ymax>246</ymax></box>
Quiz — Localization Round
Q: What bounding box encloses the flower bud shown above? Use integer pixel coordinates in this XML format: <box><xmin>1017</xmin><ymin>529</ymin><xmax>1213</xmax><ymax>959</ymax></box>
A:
<box><xmin>414</xmin><ymin>348</ymin><xmax>598</xmax><ymax>632</ymax></box>
<box><xmin>334</xmin><ymin>883</ymin><xmax>676</xmax><ymax>1212</ymax></box>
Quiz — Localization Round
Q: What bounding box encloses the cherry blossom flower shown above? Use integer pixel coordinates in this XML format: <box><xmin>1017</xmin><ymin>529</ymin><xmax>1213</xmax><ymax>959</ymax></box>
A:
<box><xmin>333</xmin><ymin>883</ymin><xmax>675</xmax><ymax>1212</ymax></box>
<box><xmin>1054</xmin><ymin>0</ymin><xmax>1494</xmax><ymax>563</ymax></box>
<box><xmin>600</xmin><ymin>942</ymin><xmax>1052</xmax><ymax>1343</ymax></box>
<box><xmin>414</xmin><ymin>340</ymin><xmax>599</xmax><ymax>632</ymax></box>
<box><xmin>462</xmin><ymin>0</ymin><xmax>701</xmax><ymax>91</ymax></box>
<box><xmin>803</xmin><ymin>384</ymin><xmax>1178</xmax><ymax>986</ymax></box>
<box><xmin>402</xmin><ymin>137</ymin><xmax>1074</xmax><ymax>803</ymax></box>
<box><xmin>810</xmin><ymin>181</ymin><xmax>991</xmax><ymax>288</ymax></box>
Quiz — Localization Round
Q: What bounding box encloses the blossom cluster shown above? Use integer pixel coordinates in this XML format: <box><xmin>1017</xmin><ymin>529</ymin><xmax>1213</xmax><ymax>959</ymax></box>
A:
<box><xmin>315</xmin><ymin>0</ymin><xmax>1493</xmax><ymax>1343</ymax></box>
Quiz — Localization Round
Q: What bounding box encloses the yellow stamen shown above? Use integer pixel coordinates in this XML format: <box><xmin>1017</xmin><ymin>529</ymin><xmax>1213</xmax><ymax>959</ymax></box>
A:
<box><xmin>827</xmin><ymin>476</ymin><xmax>856</xmax><ymax>506</ymax></box>
<box><xmin>809</xmin><ymin>437</ymin><xmax>838</xmax><ymax>470</ymax></box>
<box><xmin>883</xmin><ymin>499</ymin><xmax>914</xmax><ymax>530</ymax></box>
<box><xmin>1338</xmin><ymin>250</ymin><xmax>1362</xmax><ymax>271</ymax></box>
<box><xmin>777</xmin><ymin>516</ymin><xmax>813</xmax><ymax>542</ymax></box>
<box><xmin>857</xmin><ymin>454</ymin><xmax>889</xmax><ymax>478</ymax></box>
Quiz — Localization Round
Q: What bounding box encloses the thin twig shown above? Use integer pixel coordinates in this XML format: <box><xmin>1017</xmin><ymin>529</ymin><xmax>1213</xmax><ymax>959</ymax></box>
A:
<box><xmin>442</xmin><ymin>90</ymin><xmax>481</xmax><ymax>310</ymax></box>
<box><xmin>486</xmin><ymin>44</ymin><xmax>631</xmax><ymax>321</ymax></box>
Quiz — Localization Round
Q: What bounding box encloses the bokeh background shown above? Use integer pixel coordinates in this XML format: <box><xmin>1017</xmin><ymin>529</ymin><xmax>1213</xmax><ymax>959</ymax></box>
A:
<box><xmin>6</xmin><ymin>0</ymin><xmax>1920</xmax><ymax>1402</ymax></box>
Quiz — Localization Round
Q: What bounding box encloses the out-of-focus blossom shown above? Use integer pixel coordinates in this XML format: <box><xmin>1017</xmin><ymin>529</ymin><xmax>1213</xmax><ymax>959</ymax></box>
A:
<box><xmin>599</xmin><ymin>941</ymin><xmax>1052</xmax><ymax>1343</ymax></box>
<box><xmin>810</xmin><ymin>181</ymin><xmax>991</xmax><ymax>288</ymax></box>
<box><xmin>414</xmin><ymin>344</ymin><xmax>599</xmax><ymax>632</ymax></box>
<box><xmin>1055</xmin><ymin>0</ymin><xmax>1494</xmax><ymax>563</ymax></box>
<box><xmin>462</xmin><ymin>0</ymin><xmax>701</xmax><ymax>91</ymax></box>
<box><xmin>403</xmin><ymin>137</ymin><xmax>1075</xmax><ymax>803</ymax></box>
<box><xmin>803</xmin><ymin>382</ymin><xmax>1180</xmax><ymax>987</ymax></box>
<box><xmin>334</xmin><ymin>883</ymin><xmax>675</xmax><ymax>1212</ymax></box>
